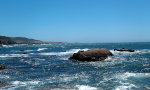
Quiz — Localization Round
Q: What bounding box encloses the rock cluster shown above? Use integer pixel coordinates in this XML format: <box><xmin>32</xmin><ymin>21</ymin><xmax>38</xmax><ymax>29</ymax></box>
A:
<box><xmin>114</xmin><ymin>48</ymin><xmax>135</xmax><ymax>52</ymax></box>
<box><xmin>0</xmin><ymin>65</ymin><xmax>7</xmax><ymax>70</ymax></box>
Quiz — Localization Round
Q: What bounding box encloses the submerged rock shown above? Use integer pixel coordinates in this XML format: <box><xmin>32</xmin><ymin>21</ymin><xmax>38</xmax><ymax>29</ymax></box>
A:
<box><xmin>0</xmin><ymin>65</ymin><xmax>7</xmax><ymax>70</ymax></box>
<box><xmin>0</xmin><ymin>81</ymin><xmax>9</xmax><ymax>87</ymax></box>
<box><xmin>114</xmin><ymin>48</ymin><xmax>135</xmax><ymax>52</ymax></box>
<box><xmin>23</xmin><ymin>52</ymin><xmax>29</xmax><ymax>54</ymax></box>
<box><xmin>69</xmin><ymin>48</ymin><xmax>113</xmax><ymax>61</ymax></box>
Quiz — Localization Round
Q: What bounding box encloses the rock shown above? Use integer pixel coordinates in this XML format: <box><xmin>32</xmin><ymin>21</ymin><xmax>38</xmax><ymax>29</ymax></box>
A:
<box><xmin>0</xmin><ymin>81</ymin><xmax>9</xmax><ymax>87</ymax></box>
<box><xmin>114</xmin><ymin>48</ymin><xmax>135</xmax><ymax>52</ymax></box>
<box><xmin>0</xmin><ymin>44</ymin><xmax>2</xmax><ymax>47</ymax></box>
<box><xmin>23</xmin><ymin>52</ymin><xmax>28</xmax><ymax>54</ymax></box>
<box><xmin>69</xmin><ymin>48</ymin><xmax>113</xmax><ymax>61</ymax></box>
<box><xmin>0</xmin><ymin>64</ymin><xmax>7</xmax><ymax>70</ymax></box>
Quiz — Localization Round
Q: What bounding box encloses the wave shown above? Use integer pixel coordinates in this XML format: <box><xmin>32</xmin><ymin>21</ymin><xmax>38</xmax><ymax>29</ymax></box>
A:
<box><xmin>39</xmin><ymin>48</ymin><xmax>89</xmax><ymax>56</ymax></box>
<box><xmin>114</xmin><ymin>72</ymin><xmax>150</xmax><ymax>90</ymax></box>
<box><xmin>110</xmin><ymin>49</ymin><xmax>150</xmax><ymax>55</ymax></box>
<box><xmin>115</xmin><ymin>83</ymin><xmax>137</xmax><ymax>90</ymax></box>
<box><xmin>0</xmin><ymin>54</ymin><xmax>29</xmax><ymax>58</ymax></box>
<box><xmin>75</xmin><ymin>85</ymin><xmax>97</xmax><ymax>90</ymax></box>
<box><xmin>37</xmin><ymin>48</ymin><xmax>48</xmax><ymax>51</ymax></box>
<box><xmin>116</xmin><ymin>72</ymin><xmax>150</xmax><ymax>80</ymax></box>
<box><xmin>46</xmin><ymin>72</ymin><xmax>89</xmax><ymax>83</ymax></box>
<box><xmin>7</xmin><ymin>80</ymin><xmax>41</xmax><ymax>89</ymax></box>
<box><xmin>2</xmin><ymin>45</ymin><xmax>14</xmax><ymax>48</ymax></box>
<box><xmin>0</xmin><ymin>75</ymin><xmax>10</xmax><ymax>79</ymax></box>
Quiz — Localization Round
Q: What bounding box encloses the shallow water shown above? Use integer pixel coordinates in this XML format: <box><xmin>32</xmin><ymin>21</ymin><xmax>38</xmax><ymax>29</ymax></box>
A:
<box><xmin>0</xmin><ymin>43</ymin><xmax>150</xmax><ymax>90</ymax></box>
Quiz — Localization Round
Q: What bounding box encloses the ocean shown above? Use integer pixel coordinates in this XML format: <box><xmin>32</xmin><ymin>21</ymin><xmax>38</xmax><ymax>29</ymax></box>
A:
<box><xmin>0</xmin><ymin>43</ymin><xmax>150</xmax><ymax>90</ymax></box>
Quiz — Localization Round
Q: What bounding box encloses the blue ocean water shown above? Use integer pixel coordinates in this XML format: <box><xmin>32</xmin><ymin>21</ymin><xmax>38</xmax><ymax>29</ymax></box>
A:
<box><xmin>0</xmin><ymin>43</ymin><xmax>150</xmax><ymax>90</ymax></box>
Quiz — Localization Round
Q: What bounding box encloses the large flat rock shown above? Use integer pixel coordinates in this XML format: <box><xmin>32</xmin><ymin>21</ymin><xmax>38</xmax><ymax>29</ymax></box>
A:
<box><xmin>69</xmin><ymin>48</ymin><xmax>113</xmax><ymax>61</ymax></box>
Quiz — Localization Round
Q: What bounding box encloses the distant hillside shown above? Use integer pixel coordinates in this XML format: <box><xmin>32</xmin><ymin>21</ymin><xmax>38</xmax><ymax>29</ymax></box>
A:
<box><xmin>0</xmin><ymin>36</ymin><xmax>16</xmax><ymax>45</ymax></box>
<box><xmin>11</xmin><ymin>37</ymin><xmax>44</xmax><ymax>44</ymax></box>
<box><xmin>0</xmin><ymin>36</ymin><xmax>61</xmax><ymax>46</ymax></box>
<box><xmin>0</xmin><ymin>35</ymin><xmax>61</xmax><ymax>45</ymax></box>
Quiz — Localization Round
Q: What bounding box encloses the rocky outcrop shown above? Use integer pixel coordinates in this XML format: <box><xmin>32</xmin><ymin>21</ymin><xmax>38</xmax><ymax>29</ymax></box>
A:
<box><xmin>0</xmin><ymin>36</ymin><xmax>16</xmax><ymax>45</ymax></box>
<box><xmin>69</xmin><ymin>48</ymin><xmax>113</xmax><ymax>61</ymax></box>
<box><xmin>0</xmin><ymin>65</ymin><xmax>7</xmax><ymax>70</ymax></box>
<box><xmin>114</xmin><ymin>48</ymin><xmax>135</xmax><ymax>52</ymax></box>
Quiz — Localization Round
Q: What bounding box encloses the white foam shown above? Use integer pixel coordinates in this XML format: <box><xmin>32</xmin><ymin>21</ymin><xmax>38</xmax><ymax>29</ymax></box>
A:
<box><xmin>39</xmin><ymin>48</ymin><xmax>89</xmax><ymax>56</ymax></box>
<box><xmin>46</xmin><ymin>72</ymin><xmax>89</xmax><ymax>84</ymax></box>
<box><xmin>111</xmin><ymin>49</ymin><xmax>150</xmax><ymax>56</ymax></box>
<box><xmin>2</xmin><ymin>45</ymin><xmax>14</xmax><ymax>48</ymax></box>
<box><xmin>0</xmin><ymin>75</ymin><xmax>10</xmax><ymax>79</ymax></box>
<box><xmin>87</xmin><ymin>56</ymin><xmax>125</xmax><ymax>68</ymax></box>
<box><xmin>114</xmin><ymin>72</ymin><xmax>150</xmax><ymax>90</ymax></box>
<box><xmin>25</xmin><ymin>50</ymin><xmax>34</xmax><ymax>52</ymax></box>
<box><xmin>75</xmin><ymin>85</ymin><xmax>97</xmax><ymax>90</ymax></box>
<box><xmin>115</xmin><ymin>83</ymin><xmax>136</xmax><ymax>90</ymax></box>
<box><xmin>5</xmin><ymin>80</ymin><xmax>42</xmax><ymax>90</ymax></box>
<box><xmin>37</xmin><ymin>48</ymin><xmax>48</xmax><ymax>51</ymax></box>
<box><xmin>0</xmin><ymin>54</ymin><xmax>28</xmax><ymax>58</ymax></box>
<box><xmin>117</xmin><ymin>72</ymin><xmax>150</xmax><ymax>80</ymax></box>
<box><xmin>12</xmin><ymin>81</ymin><xmax>40</xmax><ymax>86</ymax></box>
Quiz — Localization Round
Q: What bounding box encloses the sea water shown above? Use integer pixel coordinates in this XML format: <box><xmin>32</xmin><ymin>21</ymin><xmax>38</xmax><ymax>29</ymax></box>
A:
<box><xmin>0</xmin><ymin>43</ymin><xmax>150</xmax><ymax>90</ymax></box>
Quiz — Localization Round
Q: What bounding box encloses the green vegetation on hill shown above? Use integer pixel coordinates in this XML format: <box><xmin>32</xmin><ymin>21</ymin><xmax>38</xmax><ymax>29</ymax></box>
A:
<box><xmin>11</xmin><ymin>37</ymin><xmax>44</xmax><ymax>44</ymax></box>
<box><xmin>0</xmin><ymin>35</ymin><xmax>61</xmax><ymax>45</ymax></box>
<box><xmin>0</xmin><ymin>36</ymin><xmax>16</xmax><ymax>45</ymax></box>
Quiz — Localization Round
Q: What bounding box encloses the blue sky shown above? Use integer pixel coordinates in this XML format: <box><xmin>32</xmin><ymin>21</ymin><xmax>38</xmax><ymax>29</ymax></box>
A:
<box><xmin>0</xmin><ymin>0</ymin><xmax>150</xmax><ymax>43</ymax></box>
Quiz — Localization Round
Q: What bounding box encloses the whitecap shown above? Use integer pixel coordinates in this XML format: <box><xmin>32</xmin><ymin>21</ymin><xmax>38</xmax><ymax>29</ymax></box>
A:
<box><xmin>75</xmin><ymin>85</ymin><xmax>97</xmax><ymax>90</ymax></box>
<box><xmin>116</xmin><ymin>72</ymin><xmax>150</xmax><ymax>80</ymax></box>
<box><xmin>46</xmin><ymin>72</ymin><xmax>89</xmax><ymax>83</ymax></box>
<box><xmin>114</xmin><ymin>72</ymin><xmax>150</xmax><ymax>90</ymax></box>
<box><xmin>39</xmin><ymin>48</ymin><xmax>89</xmax><ymax>56</ymax></box>
<box><xmin>115</xmin><ymin>83</ymin><xmax>137</xmax><ymax>90</ymax></box>
<box><xmin>37</xmin><ymin>48</ymin><xmax>48</xmax><ymax>51</ymax></box>
<box><xmin>2</xmin><ymin>45</ymin><xmax>14</xmax><ymax>48</ymax></box>
<box><xmin>12</xmin><ymin>80</ymin><xmax>40</xmax><ymax>86</ymax></box>
<box><xmin>110</xmin><ymin>49</ymin><xmax>150</xmax><ymax>56</ymax></box>
<box><xmin>0</xmin><ymin>54</ymin><xmax>29</xmax><ymax>58</ymax></box>
<box><xmin>0</xmin><ymin>75</ymin><xmax>10</xmax><ymax>79</ymax></box>
<box><xmin>7</xmin><ymin>80</ymin><xmax>42</xmax><ymax>89</ymax></box>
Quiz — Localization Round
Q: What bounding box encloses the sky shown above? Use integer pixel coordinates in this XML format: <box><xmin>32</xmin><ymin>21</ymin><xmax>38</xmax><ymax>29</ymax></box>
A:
<box><xmin>0</xmin><ymin>0</ymin><xmax>150</xmax><ymax>43</ymax></box>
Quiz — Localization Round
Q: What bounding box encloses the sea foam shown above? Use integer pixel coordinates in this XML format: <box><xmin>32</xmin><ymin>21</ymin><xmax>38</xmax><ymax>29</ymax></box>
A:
<box><xmin>37</xmin><ymin>48</ymin><xmax>48</xmax><ymax>51</ymax></box>
<box><xmin>39</xmin><ymin>48</ymin><xmax>89</xmax><ymax>56</ymax></box>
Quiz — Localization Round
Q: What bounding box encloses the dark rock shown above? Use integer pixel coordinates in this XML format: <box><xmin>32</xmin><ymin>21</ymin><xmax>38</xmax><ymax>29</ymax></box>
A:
<box><xmin>0</xmin><ymin>65</ymin><xmax>7</xmax><ymax>70</ymax></box>
<box><xmin>114</xmin><ymin>48</ymin><xmax>135</xmax><ymax>52</ymax></box>
<box><xmin>23</xmin><ymin>52</ymin><xmax>28</xmax><ymax>54</ymax></box>
<box><xmin>0</xmin><ymin>81</ymin><xmax>9</xmax><ymax>87</ymax></box>
<box><xmin>0</xmin><ymin>44</ymin><xmax>2</xmax><ymax>47</ymax></box>
<box><xmin>69</xmin><ymin>48</ymin><xmax>113</xmax><ymax>61</ymax></box>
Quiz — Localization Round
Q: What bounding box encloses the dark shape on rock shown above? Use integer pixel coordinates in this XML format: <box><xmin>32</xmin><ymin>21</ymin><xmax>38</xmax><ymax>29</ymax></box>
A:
<box><xmin>69</xmin><ymin>48</ymin><xmax>113</xmax><ymax>61</ymax></box>
<box><xmin>0</xmin><ymin>64</ymin><xmax>7</xmax><ymax>70</ymax></box>
<box><xmin>114</xmin><ymin>48</ymin><xmax>135</xmax><ymax>52</ymax></box>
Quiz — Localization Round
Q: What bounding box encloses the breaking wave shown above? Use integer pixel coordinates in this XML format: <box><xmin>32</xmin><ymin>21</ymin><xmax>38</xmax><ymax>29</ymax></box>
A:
<box><xmin>37</xmin><ymin>48</ymin><xmax>48</xmax><ymax>51</ymax></box>
<box><xmin>39</xmin><ymin>48</ymin><xmax>89</xmax><ymax>56</ymax></box>
<box><xmin>0</xmin><ymin>54</ymin><xmax>29</xmax><ymax>58</ymax></box>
